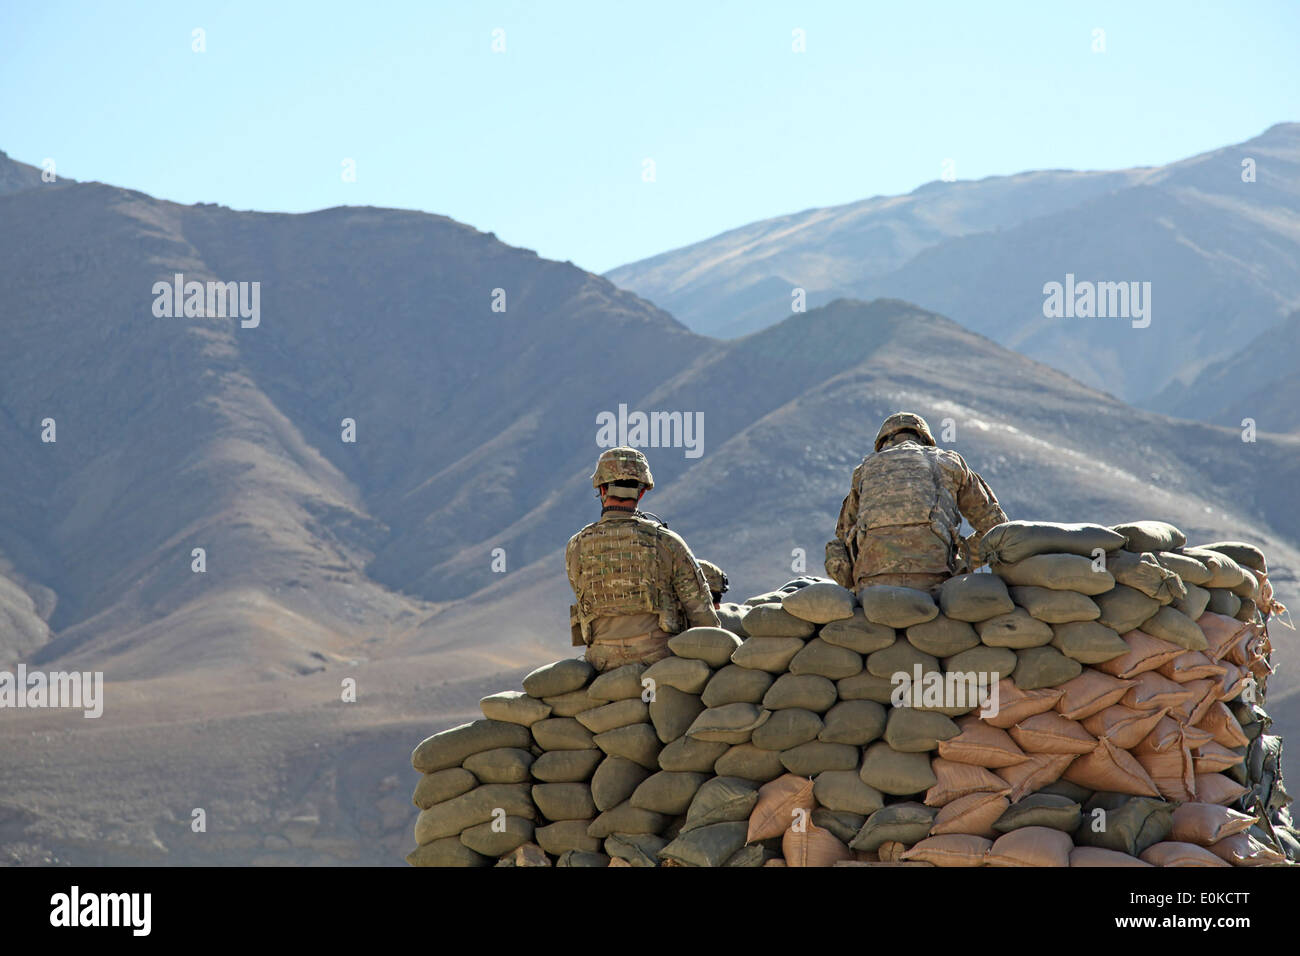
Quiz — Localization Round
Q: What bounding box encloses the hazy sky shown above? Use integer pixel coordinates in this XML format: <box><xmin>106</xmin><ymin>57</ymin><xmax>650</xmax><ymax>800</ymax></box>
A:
<box><xmin>2</xmin><ymin>1</ymin><xmax>1296</xmax><ymax>273</ymax></box>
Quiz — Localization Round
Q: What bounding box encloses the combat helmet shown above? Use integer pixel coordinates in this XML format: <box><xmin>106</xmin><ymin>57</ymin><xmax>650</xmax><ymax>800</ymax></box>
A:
<box><xmin>874</xmin><ymin>412</ymin><xmax>936</xmax><ymax>452</ymax></box>
<box><xmin>697</xmin><ymin>559</ymin><xmax>728</xmax><ymax>597</ymax></box>
<box><xmin>591</xmin><ymin>446</ymin><xmax>655</xmax><ymax>490</ymax></box>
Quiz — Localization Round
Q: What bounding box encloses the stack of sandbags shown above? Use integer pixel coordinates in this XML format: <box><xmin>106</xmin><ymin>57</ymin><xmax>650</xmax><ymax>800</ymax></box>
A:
<box><xmin>406</xmin><ymin>520</ymin><xmax>1295</xmax><ymax>867</ymax></box>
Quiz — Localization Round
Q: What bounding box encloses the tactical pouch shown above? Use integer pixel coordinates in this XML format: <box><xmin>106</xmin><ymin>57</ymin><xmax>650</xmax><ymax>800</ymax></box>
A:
<box><xmin>569</xmin><ymin>604</ymin><xmax>588</xmax><ymax>647</ymax></box>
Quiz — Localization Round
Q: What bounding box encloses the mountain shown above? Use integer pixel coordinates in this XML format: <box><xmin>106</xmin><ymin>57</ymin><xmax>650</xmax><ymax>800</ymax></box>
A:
<box><xmin>0</xmin><ymin>153</ymin><xmax>1296</xmax><ymax>865</ymax></box>
<box><xmin>605</xmin><ymin>123</ymin><xmax>1300</xmax><ymax>406</ymax></box>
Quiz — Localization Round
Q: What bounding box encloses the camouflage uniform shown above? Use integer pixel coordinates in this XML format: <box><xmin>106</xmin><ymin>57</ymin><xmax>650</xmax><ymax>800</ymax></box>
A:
<box><xmin>825</xmin><ymin>413</ymin><xmax>1007</xmax><ymax>596</ymax></box>
<box><xmin>567</xmin><ymin>447</ymin><xmax>719</xmax><ymax>670</ymax></box>
<box><xmin>697</xmin><ymin>560</ymin><xmax>729</xmax><ymax>606</ymax></box>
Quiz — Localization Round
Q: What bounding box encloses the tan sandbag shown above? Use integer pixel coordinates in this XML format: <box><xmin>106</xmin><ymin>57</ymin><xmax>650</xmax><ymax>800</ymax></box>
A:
<box><xmin>586</xmin><ymin>662</ymin><xmax>647</xmax><ymax>702</ymax></box>
<box><xmin>1167</xmin><ymin>677</ymin><xmax>1219</xmax><ymax>725</ymax></box>
<box><xmin>996</xmin><ymin>753</ymin><xmax>1076</xmax><ymax>801</ymax></box>
<box><xmin>783</xmin><ymin>823</ymin><xmax>853</xmax><ymax>867</ymax></box>
<box><xmin>781</xmin><ymin>582</ymin><xmax>857</xmax><ymax>624</ymax></box>
<box><xmin>1081</xmin><ymin>705</ymin><xmax>1168</xmax><ymax>750</ymax></box>
<box><xmin>938</xmin><ymin>573</ymin><xmax>1015</xmax><ymax>622</ymax></box>
<box><xmin>730</xmin><ymin>636</ymin><xmax>806</xmax><ymax>672</ymax></box>
<box><xmin>1157</xmin><ymin>550</ymin><xmax>1214</xmax><ymax>585</ymax></box>
<box><xmin>1069</xmin><ymin>846</ymin><xmax>1152</xmax><ymax>867</ymax></box>
<box><xmin>992</xmin><ymin>554</ymin><xmax>1115</xmax><ymax>594</ymax></box>
<box><xmin>1170</xmin><ymin>802</ymin><xmax>1256</xmax><ymax>845</ymax></box>
<box><xmin>543</xmin><ymin>688</ymin><xmax>601</xmax><ymax>717</ymax></box>
<box><xmin>411</xmin><ymin>719</ymin><xmax>534</xmax><ymax>773</ymax></box>
<box><xmin>763</xmin><ymin>673</ymin><xmax>838</xmax><ymax>711</ymax></box>
<box><xmin>937</xmin><ymin>715</ymin><xmax>1029</xmax><ymax>768</ymax></box>
<box><xmin>976</xmin><ymin>609</ymin><xmax>1055</xmax><ymax>648</ymax></box>
<box><xmin>747</xmin><ymin>773</ymin><xmax>816</xmax><ymax>842</ymax></box>
<box><xmin>1139</xmin><ymin>841</ymin><xmax>1231</xmax><ymax>867</ymax></box>
<box><xmin>1193</xmin><ymin>773</ymin><xmax>1248</xmax><ymax>806</ymax></box>
<box><xmin>986</xmin><ymin>826</ymin><xmax>1072</xmax><ymax>867</ymax></box>
<box><xmin>819</xmin><ymin>608</ymin><xmax>897</xmax><ymax>653</ymax></box>
<box><xmin>1055</xmin><ymin>670</ymin><xmax>1134</xmax><ymax>720</ymax></box>
<box><xmin>1107</xmin><ymin>549</ymin><xmax>1186</xmax><ymax>603</ymax></box>
<box><xmin>789</xmin><ymin>638</ymin><xmax>864</xmax><ymax>679</ymax></box>
<box><xmin>900</xmin><ymin>834</ymin><xmax>991</xmax><ymax>866</ymax></box>
<box><xmin>1134</xmin><ymin>716</ymin><xmax>1184</xmax><ymax>755</ymax></box>
<box><xmin>1121</xmin><ymin>671</ymin><xmax>1197</xmax><ymax>712</ymax></box>
<box><xmin>412</xmin><ymin>767</ymin><xmax>477</xmax><ymax>809</ymax></box>
<box><xmin>1215</xmin><ymin>662</ymin><xmax>1249</xmax><ymax>702</ymax></box>
<box><xmin>1062</xmin><ymin>739</ymin><xmax>1159</xmax><ymax>797</ymax></box>
<box><xmin>858</xmin><ymin>586</ymin><xmax>939</xmax><ymax>628</ymax></box>
<box><xmin>1180</xmin><ymin>723</ymin><xmax>1215</xmax><ymax>750</ymax></box>
<box><xmin>1093</xmin><ymin>630</ymin><xmax>1185</xmax><ymax>679</ymax></box>
<box><xmin>1192</xmin><ymin>741</ymin><xmax>1245</xmax><ymax>774</ymax></box>
<box><xmin>906</xmin><ymin>615</ymin><xmax>981</xmax><ymax>657</ymax></box>
<box><xmin>479</xmin><ymin>690</ymin><xmax>553</xmax><ymax>726</ymax></box>
<box><xmin>741</xmin><ymin>604</ymin><xmax>817</xmax><ymax>638</ymax></box>
<box><xmin>982</xmin><ymin>679</ymin><xmax>1064</xmax><ymax>729</ymax></box>
<box><xmin>668</xmin><ymin>627</ymin><xmax>743</xmax><ymax>668</ymax></box>
<box><xmin>1112</xmin><ymin>521</ymin><xmax>1186</xmax><ymax>553</ymax></box>
<box><xmin>981</xmin><ymin>522</ymin><xmax>1126</xmax><ymax>564</ymax></box>
<box><xmin>1157</xmin><ymin>649</ymin><xmax>1226</xmax><ymax>683</ymax></box>
<box><xmin>1197</xmin><ymin>612</ymin><xmax>1252</xmax><ymax>661</ymax></box>
<box><xmin>1009</xmin><ymin>586</ymin><xmax>1100</xmax><ymax>623</ymax></box>
<box><xmin>576</xmin><ymin>698</ymin><xmax>650</xmax><ymax>734</ymax></box>
<box><xmin>1009</xmin><ymin>712</ymin><xmax>1097</xmax><ymax>755</ymax></box>
<box><xmin>931</xmin><ymin>790</ymin><xmax>1011</xmax><ymax>838</ymax></box>
<box><xmin>1205</xmin><ymin>832</ymin><xmax>1286</xmax><ymax>866</ymax></box>
<box><xmin>925</xmin><ymin>758</ymin><xmax>1009</xmax><ymax>807</ymax></box>
<box><xmin>1135</xmin><ymin>746</ymin><xmax>1195</xmax><ymax>803</ymax></box>
<box><xmin>641</xmin><ymin>656</ymin><xmax>711</xmax><ymax>695</ymax></box>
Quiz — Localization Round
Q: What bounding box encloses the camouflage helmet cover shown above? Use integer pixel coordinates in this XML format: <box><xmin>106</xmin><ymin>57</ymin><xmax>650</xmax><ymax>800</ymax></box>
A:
<box><xmin>697</xmin><ymin>559</ymin><xmax>728</xmax><ymax>596</ymax></box>
<box><xmin>591</xmin><ymin>446</ymin><xmax>655</xmax><ymax>490</ymax></box>
<box><xmin>874</xmin><ymin>412</ymin><xmax>936</xmax><ymax>452</ymax></box>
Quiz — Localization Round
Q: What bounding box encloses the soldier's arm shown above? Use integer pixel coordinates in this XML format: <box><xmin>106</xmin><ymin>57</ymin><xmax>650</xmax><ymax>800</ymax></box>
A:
<box><xmin>955</xmin><ymin>458</ymin><xmax>1008</xmax><ymax>543</ymax></box>
<box><xmin>669</xmin><ymin>536</ymin><xmax>721</xmax><ymax>629</ymax></box>
<box><xmin>565</xmin><ymin>536</ymin><xmax>581</xmax><ymax>596</ymax></box>
<box><xmin>834</xmin><ymin>466</ymin><xmax>861</xmax><ymax>544</ymax></box>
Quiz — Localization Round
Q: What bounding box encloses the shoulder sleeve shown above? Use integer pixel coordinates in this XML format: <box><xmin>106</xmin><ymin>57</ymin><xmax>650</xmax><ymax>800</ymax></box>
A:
<box><xmin>834</xmin><ymin>463</ymin><xmax>862</xmax><ymax>542</ymax></box>
<box><xmin>565</xmin><ymin>531</ymin><xmax>582</xmax><ymax>596</ymax></box>
<box><xmin>663</xmin><ymin>531</ymin><xmax>721</xmax><ymax>629</ymax></box>
<box><xmin>951</xmin><ymin>453</ymin><xmax>1008</xmax><ymax>536</ymax></box>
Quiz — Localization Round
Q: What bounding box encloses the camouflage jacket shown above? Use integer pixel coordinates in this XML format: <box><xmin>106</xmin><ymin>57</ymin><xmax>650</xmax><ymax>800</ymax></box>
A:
<box><xmin>566</xmin><ymin>509</ymin><xmax>719</xmax><ymax>643</ymax></box>
<box><xmin>830</xmin><ymin>442</ymin><xmax>1006</xmax><ymax>585</ymax></box>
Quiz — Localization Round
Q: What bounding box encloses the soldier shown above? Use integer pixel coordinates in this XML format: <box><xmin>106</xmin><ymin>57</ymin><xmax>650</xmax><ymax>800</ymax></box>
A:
<box><xmin>566</xmin><ymin>447</ymin><xmax>720</xmax><ymax>671</ymax></box>
<box><xmin>825</xmin><ymin>412</ymin><xmax>1007</xmax><ymax>596</ymax></box>
<box><xmin>697</xmin><ymin>560</ymin><xmax>729</xmax><ymax>609</ymax></box>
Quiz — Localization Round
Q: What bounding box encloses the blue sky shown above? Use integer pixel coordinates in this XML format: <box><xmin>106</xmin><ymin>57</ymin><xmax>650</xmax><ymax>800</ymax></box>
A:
<box><xmin>2</xmin><ymin>1</ymin><xmax>1296</xmax><ymax>273</ymax></box>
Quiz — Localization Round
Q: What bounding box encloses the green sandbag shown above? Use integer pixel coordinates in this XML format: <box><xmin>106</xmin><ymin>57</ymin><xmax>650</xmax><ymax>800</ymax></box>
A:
<box><xmin>789</xmin><ymin>638</ymin><xmax>864</xmax><ymax>679</ymax></box>
<box><xmin>943</xmin><ymin>645</ymin><xmax>1016</xmax><ymax>683</ymax></box>
<box><xmin>463</xmin><ymin>747</ymin><xmax>534</xmax><ymax>784</ymax></box>
<box><xmin>577</xmin><ymin>697</ymin><xmax>651</xmax><ymax>734</ymax></box>
<box><xmin>1010</xmin><ymin>586</ymin><xmax>1100</xmax><ymax>624</ymax></box>
<box><xmin>605</xmin><ymin>833</ymin><xmax>668</xmax><ymax>867</ymax></box>
<box><xmin>859</xmin><ymin>586</ymin><xmax>939</xmax><ymax>628</ymax></box>
<box><xmin>412</xmin><ymin>719</ymin><xmax>533</xmax><ymax>773</ymax></box>
<box><xmin>413</xmin><ymin>783</ymin><xmax>534</xmax><ymax>844</ymax></box>
<box><xmin>976</xmin><ymin>609</ymin><xmax>1054</xmax><ymax>648</ymax></box>
<box><xmin>867</xmin><ymin>641</ymin><xmax>940</xmax><ymax>680</ymax></box>
<box><xmin>593</xmin><ymin>723</ymin><xmax>662</xmax><ymax>769</ymax></box>
<box><xmin>413</xmin><ymin>767</ymin><xmax>477</xmax><ymax>809</ymax></box>
<box><xmin>780</xmin><ymin>741</ymin><xmax>859</xmax><ymax>776</ymax></box>
<box><xmin>1198</xmin><ymin>541</ymin><xmax>1266</xmax><ymax>572</ymax></box>
<box><xmin>587</xmin><ymin>801</ymin><xmax>669</xmax><ymax>838</ymax></box>
<box><xmin>1050</xmin><ymin>621</ymin><xmax>1129</xmax><ymax>664</ymax></box>
<box><xmin>658</xmin><ymin>821</ymin><xmax>748</xmax><ymax>867</ymax></box>
<box><xmin>1094</xmin><ymin>585</ymin><xmax>1160</xmax><ymax>633</ymax></box>
<box><xmin>630</xmin><ymin>771</ymin><xmax>710</xmax><ymax>815</ymax></box>
<box><xmin>479</xmin><ymin>690</ymin><xmax>553</xmax><ymax>726</ymax></box>
<box><xmin>556</xmin><ymin>850</ymin><xmax>610</xmax><ymax>868</ymax></box>
<box><xmin>993</xmin><ymin>793</ymin><xmax>1081</xmax><ymax>833</ymax></box>
<box><xmin>836</xmin><ymin>671</ymin><xmax>897</xmax><ymax>704</ymax></box>
<box><xmin>522</xmin><ymin>658</ymin><xmax>594</xmax><ymax>699</ymax></box>
<box><xmin>1155</xmin><ymin>551</ymin><xmax>1213</xmax><ymax>586</ymax></box>
<box><xmin>669</xmin><ymin>626</ymin><xmax>743</xmax><ymax>667</ymax></box>
<box><xmin>980</xmin><ymin>521</ymin><xmax>1126</xmax><ymax>564</ymax></box>
<box><xmin>686</xmin><ymin>703</ymin><xmax>770</xmax><ymax>744</ymax></box>
<box><xmin>657</xmin><ymin>736</ymin><xmax>730</xmax><ymax>773</ymax></box>
<box><xmin>532</xmin><ymin>783</ymin><xmax>597</xmax><ymax>821</ymax></box>
<box><xmin>702</xmin><ymin>664</ymin><xmax>774</xmax><ymax>707</ymax></box>
<box><xmin>1111</xmin><ymin>521</ymin><xmax>1186</xmax><ymax>553</ymax></box>
<box><xmin>939</xmin><ymin>573</ymin><xmax>1015</xmax><ymax>623</ymax></box>
<box><xmin>406</xmin><ymin>837</ymin><xmax>492</xmax><ymax>867</ymax></box>
<box><xmin>781</xmin><ymin>582</ymin><xmax>857</xmax><ymax>624</ymax></box>
<box><xmin>762</xmin><ymin>674</ymin><xmax>838</xmax><ymax>712</ymax></box>
<box><xmin>1138</xmin><ymin>605</ymin><xmax>1208</xmax><ymax>650</ymax></box>
<box><xmin>1183</xmin><ymin>548</ymin><xmax>1250</xmax><ymax>589</ymax></box>
<box><xmin>814</xmin><ymin>770</ymin><xmax>885</xmax><ymax>815</ymax></box>
<box><xmin>993</xmin><ymin>554</ymin><xmax>1115</xmax><ymax>594</ymax></box>
<box><xmin>714</xmin><ymin>743</ymin><xmax>786</xmax><ymax>782</ymax></box>
<box><xmin>460</xmin><ymin>816</ymin><xmax>535</xmax><ymax>856</ymax></box>
<box><xmin>741</xmin><ymin>604</ymin><xmax>817</xmax><ymax>638</ymax></box>
<box><xmin>587</xmin><ymin>663</ymin><xmax>647</xmax><ymax>702</ymax></box>
<box><xmin>884</xmin><ymin>707</ymin><xmax>960</xmax><ymax>752</ymax></box>
<box><xmin>641</xmin><ymin>656</ymin><xmax>711</xmax><ymax>695</ymax></box>
<box><xmin>682</xmin><ymin>776</ymin><xmax>760</xmax><ymax>831</ymax></box>
<box><xmin>1207</xmin><ymin>589</ymin><xmax>1241</xmax><ymax>617</ymax></box>
<box><xmin>649</xmin><ymin>686</ymin><xmax>705</xmax><ymax>743</ymax></box>
<box><xmin>813</xmin><ymin>809</ymin><xmax>867</xmax><ymax>845</ymax></box>
<box><xmin>819</xmin><ymin>699</ymin><xmax>887</xmax><ymax>745</ymax></box>
<box><xmin>1011</xmin><ymin>646</ymin><xmax>1082</xmax><ymax>690</ymax></box>
<box><xmin>715</xmin><ymin>602</ymin><xmax>750</xmax><ymax>639</ymax></box>
<box><xmin>859</xmin><ymin>742</ymin><xmax>938</xmax><ymax>795</ymax></box>
<box><xmin>531</xmin><ymin>717</ymin><xmax>597</xmax><ymax>751</ymax></box>
<box><xmin>906</xmin><ymin>615</ymin><xmax>980</xmax><ymax>657</ymax></box>
<box><xmin>850</xmin><ymin>802</ymin><xmax>938</xmax><ymax>851</ymax></box>
<box><xmin>1074</xmin><ymin>794</ymin><xmax>1172</xmax><ymax>857</ymax></box>
<box><xmin>535</xmin><ymin>820</ymin><xmax>601</xmax><ymax>855</ymax></box>
<box><xmin>531</xmin><ymin>749</ymin><xmax>603</xmax><ymax>783</ymax></box>
<box><xmin>819</xmin><ymin>609</ymin><xmax>897</xmax><ymax>654</ymax></box>
<box><xmin>1106</xmin><ymin>550</ymin><xmax>1185</xmax><ymax>603</ymax></box>
<box><xmin>543</xmin><ymin>688</ymin><xmax>601</xmax><ymax>717</ymax></box>
<box><xmin>1038</xmin><ymin>779</ymin><xmax>1094</xmax><ymax>803</ymax></box>
<box><xmin>730</xmin><ymin>636</ymin><xmax>806</xmax><ymax>672</ymax></box>
<box><xmin>751</xmin><ymin>708</ymin><xmax>823</xmax><ymax>751</ymax></box>
<box><xmin>723</xmin><ymin>844</ymin><xmax>777</xmax><ymax>867</ymax></box>
<box><xmin>591</xmin><ymin>756</ymin><xmax>652</xmax><ymax>811</ymax></box>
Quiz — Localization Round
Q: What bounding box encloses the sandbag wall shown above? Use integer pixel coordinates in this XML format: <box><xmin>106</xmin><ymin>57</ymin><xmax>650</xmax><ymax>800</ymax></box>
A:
<box><xmin>407</xmin><ymin>519</ymin><xmax>1296</xmax><ymax>867</ymax></box>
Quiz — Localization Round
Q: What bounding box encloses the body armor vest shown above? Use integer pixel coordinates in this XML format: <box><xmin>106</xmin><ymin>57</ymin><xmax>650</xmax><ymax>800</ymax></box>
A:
<box><xmin>854</xmin><ymin>444</ymin><xmax>962</xmax><ymax>560</ymax></box>
<box><xmin>571</xmin><ymin>517</ymin><xmax>683</xmax><ymax>640</ymax></box>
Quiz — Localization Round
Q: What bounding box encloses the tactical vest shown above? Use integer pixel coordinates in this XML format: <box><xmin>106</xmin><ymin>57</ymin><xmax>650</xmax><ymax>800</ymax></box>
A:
<box><xmin>571</xmin><ymin>517</ymin><xmax>683</xmax><ymax>641</ymax></box>
<box><xmin>853</xmin><ymin>444</ymin><xmax>962</xmax><ymax>559</ymax></box>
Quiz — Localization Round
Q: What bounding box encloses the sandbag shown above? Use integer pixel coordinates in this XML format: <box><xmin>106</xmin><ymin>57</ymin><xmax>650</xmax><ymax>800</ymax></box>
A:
<box><xmin>532</xmin><ymin>782</ymin><xmax>596</xmax><ymax>821</ymax></box>
<box><xmin>996</xmin><ymin>753</ymin><xmax>1076</xmax><ymax>802</ymax></box>
<box><xmin>885</xmin><ymin>707</ymin><xmax>961</xmax><ymax>752</ymax></box>
<box><xmin>906</xmin><ymin>615</ymin><xmax>980</xmax><ymax>657</ymax></box>
<box><xmin>819</xmin><ymin>699</ymin><xmax>888</xmax><ymax>746</ymax></box>
<box><xmin>1197</xmin><ymin>541</ymin><xmax>1266</xmax><ymax>572</ymax></box>
<box><xmin>937</xmin><ymin>716</ymin><xmax>1028</xmax><ymax>769</ymax></box>
<box><xmin>531</xmin><ymin>717</ymin><xmax>597</xmax><ymax>751</ymax></box>
<box><xmin>741</xmin><ymin>604</ymin><xmax>817</xmax><ymax>638</ymax></box>
<box><xmin>1012</xmin><ymin>646</ymin><xmax>1082</xmax><ymax>689</ymax></box>
<box><xmin>1080</xmin><ymin>705</ymin><xmax>1168</xmax><ymax>751</ymax></box>
<box><xmin>657</xmin><ymin>735</ymin><xmax>731</xmax><ymax>773</ymax></box>
<box><xmin>730</xmin><ymin>636</ymin><xmax>805</xmax><ymax>672</ymax></box>
<box><xmin>850</xmin><ymin>802</ymin><xmax>937</xmax><ymax>851</ymax></box>
<box><xmin>530</xmin><ymin>748</ymin><xmax>604</xmax><ymax>783</ymax></box>
<box><xmin>1206</xmin><ymin>589</ymin><xmax>1241</xmax><ymax>617</ymax></box>
<box><xmin>593</xmin><ymin>723</ymin><xmax>662</xmax><ymax>769</ymax></box>
<box><xmin>587</xmin><ymin>802</ymin><xmax>668</xmax><ymax>838</ymax></box>
<box><xmin>752</xmin><ymin>708</ymin><xmax>823</xmax><ymax>751</ymax></box>
<box><xmin>836</xmin><ymin>671</ymin><xmax>897</xmax><ymax>704</ymax></box>
<box><xmin>1204</xmin><ymin>832</ymin><xmax>1285</xmax><ymax>866</ymax></box>
<box><xmin>479</xmin><ymin>690</ymin><xmax>553</xmax><ymax>726</ymax></box>
<box><xmin>715</xmin><ymin>603</ymin><xmax>750</xmax><ymax>639</ymax></box>
<box><xmin>412</xmin><ymin>767</ymin><xmax>477</xmax><ymax>809</ymax></box>
<box><xmin>669</xmin><ymin>627</ymin><xmax>743</xmax><ymax>667</ymax></box>
<box><xmin>1069</xmin><ymin>846</ymin><xmax>1151</xmax><ymax>867</ymax></box>
<box><xmin>866</xmin><ymin>641</ymin><xmax>939</xmax><ymax>680</ymax></box>
<box><xmin>986</xmin><ymin>826</ymin><xmax>1072</xmax><ymax>867</ymax></box>
<box><xmin>982</xmin><ymin>679</ymin><xmax>1063</xmax><ymax>728</ymax></box>
<box><xmin>1173</xmin><ymin>583</ymin><xmax>1211</xmax><ymax>621</ymax></box>
<box><xmin>1093</xmin><ymin>630</ymin><xmax>1184</xmax><ymax>679</ymax></box>
<box><xmin>820</xmin><ymin>609</ymin><xmax>897</xmax><ymax>653</ymax></box>
<box><xmin>522</xmin><ymin>658</ymin><xmax>593</xmax><ymax>699</ymax></box>
<box><xmin>812</xmin><ymin>809</ymin><xmax>869</xmax><ymax>844</ymax></box>
<box><xmin>944</xmin><ymin>645</ymin><xmax>1017</xmax><ymax>683</ymax></box>
<box><xmin>586</xmin><ymin>662</ymin><xmax>647</xmax><ymax>702</ymax></box>
<box><xmin>1063</xmin><ymin>739</ymin><xmax>1159</xmax><ymax>796</ymax></box>
<box><xmin>992</xmin><ymin>554</ymin><xmax>1115</xmax><ymax>594</ymax></box>
<box><xmin>1107</xmin><ymin>549</ymin><xmax>1186</xmax><ymax>603</ymax></box>
<box><xmin>1050</xmin><ymin>621</ymin><xmax>1129</xmax><ymax>664</ymax></box>
<box><xmin>980</xmin><ymin>521</ymin><xmax>1126</xmax><ymax>565</ymax></box>
<box><xmin>780</xmin><ymin>741</ymin><xmax>860</xmax><ymax>776</ymax></box>
<box><xmin>714</xmin><ymin>744</ymin><xmax>787</xmax><ymax>782</ymax></box>
<box><xmin>405</xmin><ymin>837</ymin><xmax>492</xmax><ymax>868</ymax></box>
<box><xmin>814</xmin><ymin>770</ymin><xmax>885</xmax><ymax>815</ymax></box>
<box><xmin>763</xmin><ymin>673</ymin><xmax>838</xmax><ymax>712</ymax></box>
<box><xmin>683</xmin><ymin>776</ymin><xmax>761</xmax><ymax>831</ymax></box>
<box><xmin>577</xmin><ymin>698</ymin><xmax>650</xmax><ymax>735</ymax></box>
<box><xmin>641</xmin><ymin>656</ymin><xmax>711</xmax><ymax>695</ymax></box>
<box><xmin>926</xmin><ymin>758</ymin><xmax>1011</xmax><ymax>807</ymax></box>
<box><xmin>1156</xmin><ymin>551</ymin><xmax>1213</xmax><ymax>586</ymax></box>
<box><xmin>977</xmin><ymin>609</ymin><xmax>1055</xmax><ymax>649</ymax></box>
<box><xmin>1008</xmin><ymin>712</ymin><xmax>1097</xmax><ymax>755</ymax></box>
<box><xmin>783</xmin><ymin>824</ymin><xmax>853</xmax><ymax>867</ymax></box>
<box><xmin>789</xmin><ymin>638</ymin><xmax>864</xmax><ymax>679</ymax></box>
<box><xmin>859</xmin><ymin>741</ymin><xmax>938</xmax><ymax>795</ymax></box>
<box><xmin>605</xmin><ymin>832</ymin><xmax>668</xmax><ymax>867</ymax></box>
<box><xmin>1094</xmin><ymin>585</ymin><xmax>1160</xmax><ymax>633</ymax></box>
<box><xmin>993</xmin><ymin>793</ymin><xmax>1081</xmax><ymax>833</ymax></box>
<box><xmin>460</xmin><ymin>816</ymin><xmax>534</xmax><ymax>857</ymax></box>
<box><xmin>463</xmin><ymin>747</ymin><xmax>534</xmax><ymax>784</ymax></box>
<box><xmin>1009</xmin><ymin>586</ymin><xmax>1100</xmax><ymax>624</ymax></box>
<box><xmin>1139</xmin><ymin>841</ymin><xmax>1231</xmax><ymax>867</ymax></box>
<box><xmin>901</xmin><ymin>834</ymin><xmax>992</xmax><ymax>866</ymax></box>
<box><xmin>1111</xmin><ymin>521</ymin><xmax>1185</xmax><ymax>553</ymax></box>
<box><xmin>412</xmin><ymin>719</ymin><xmax>533</xmax><ymax>773</ymax></box>
<box><xmin>535</xmin><ymin>820</ymin><xmax>601</xmax><ymax>855</ymax></box>
<box><xmin>702</xmin><ymin>664</ymin><xmax>774</xmax><ymax>706</ymax></box>
<box><xmin>649</xmin><ymin>686</ymin><xmax>705</xmax><ymax>743</ymax></box>
<box><xmin>858</xmin><ymin>586</ymin><xmax>939</xmax><ymax>628</ymax></box>
<box><xmin>556</xmin><ymin>850</ymin><xmax>610</xmax><ymax>867</ymax></box>
<box><xmin>686</xmin><ymin>703</ymin><xmax>770</xmax><ymax>744</ymax></box>
<box><xmin>747</xmin><ymin>774</ymin><xmax>816</xmax><ymax>842</ymax></box>
<box><xmin>543</xmin><ymin>688</ymin><xmax>600</xmax><ymax>717</ymax></box>
<box><xmin>781</xmin><ymin>581</ymin><xmax>856</xmax><ymax>623</ymax></box>
<box><xmin>1055</xmin><ymin>670</ymin><xmax>1133</xmax><ymax>720</ymax></box>
<box><xmin>939</xmin><ymin>573</ymin><xmax>1015</xmax><ymax>622</ymax></box>
<box><xmin>629</xmin><ymin>771</ymin><xmax>709</xmax><ymax>815</ymax></box>
<box><xmin>413</xmin><ymin>783</ymin><xmax>534</xmax><ymax>844</ymax></box>
<box><xmin>931</xmin><ymin>790</ymin><xmax>1011</xmax><ymax>838</ymax></box>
